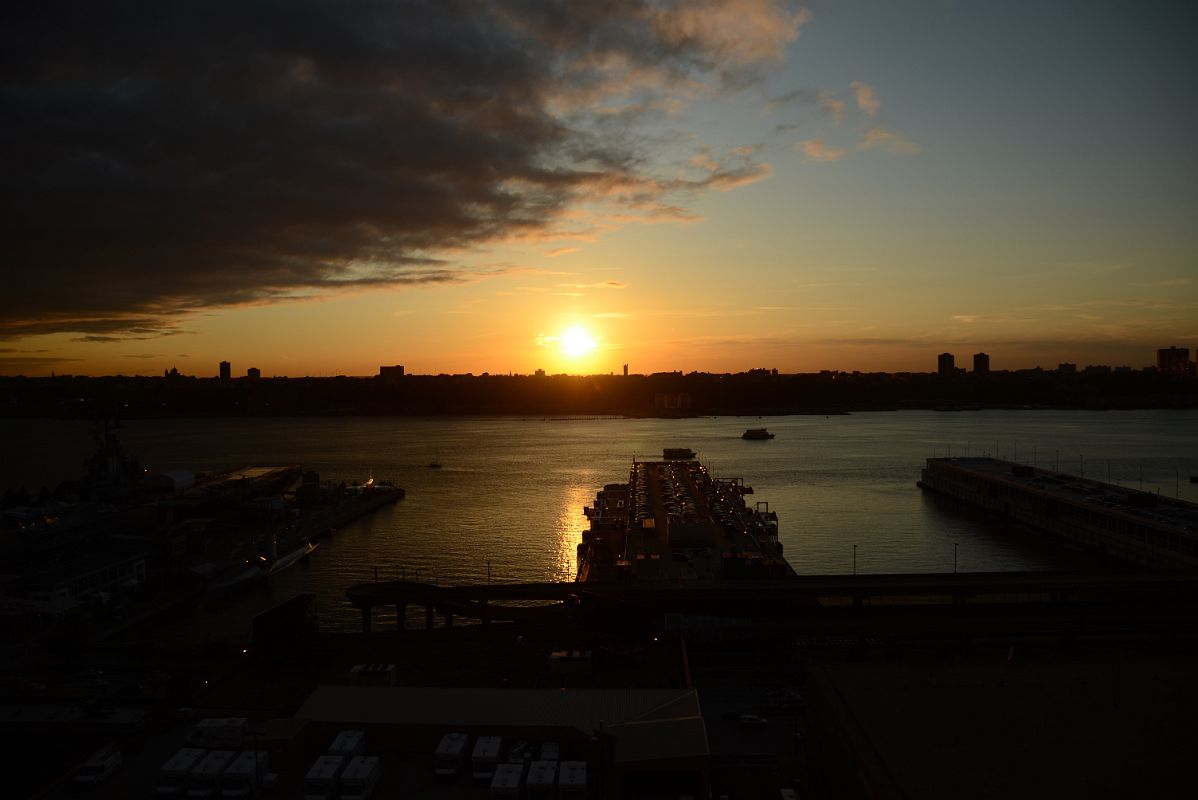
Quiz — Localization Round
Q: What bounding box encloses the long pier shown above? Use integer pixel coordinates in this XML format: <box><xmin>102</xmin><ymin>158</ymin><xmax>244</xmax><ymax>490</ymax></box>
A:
<box><xmin>347</xmin><ymin>572</ymin><xmax>1198</xmax><ymax>639</ymax></box>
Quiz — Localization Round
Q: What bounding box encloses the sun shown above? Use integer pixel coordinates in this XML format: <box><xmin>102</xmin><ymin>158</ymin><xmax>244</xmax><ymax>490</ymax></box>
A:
<box><xmin>560</xmin><ymin>325</ymin><xmax>597</xmax><ymax>358</ymax></box>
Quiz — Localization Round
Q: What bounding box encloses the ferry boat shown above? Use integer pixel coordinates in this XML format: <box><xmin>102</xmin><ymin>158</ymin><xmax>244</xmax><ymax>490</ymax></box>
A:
<box><xmin>577</xmin><ymin>451</ymin><xmax>793</xmax><ymax>583</ymax></box>
<box><xmin>742</xmin><ymin>428</ymin><xmax>774</xmax><ymax>440</ymax></box>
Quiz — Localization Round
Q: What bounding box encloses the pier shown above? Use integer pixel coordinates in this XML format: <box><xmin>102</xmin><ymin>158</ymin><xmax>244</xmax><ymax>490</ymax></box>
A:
<box><xmin>918</xmin><ymin>457</ymin><xmax>1198</xmax><ymax>569</ymax></box>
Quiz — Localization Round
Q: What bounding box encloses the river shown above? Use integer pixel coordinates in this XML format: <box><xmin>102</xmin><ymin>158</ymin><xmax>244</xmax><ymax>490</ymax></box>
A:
<box><xmin>5</xmin><ymin>410</ymin><xmax>1197</xmax><ymax>640</ymax></box>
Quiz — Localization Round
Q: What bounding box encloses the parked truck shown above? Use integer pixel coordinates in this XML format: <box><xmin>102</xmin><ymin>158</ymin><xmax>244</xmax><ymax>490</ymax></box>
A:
<box><xmin>186</xmin><ymin>749</ymin><xmax>238</xmax><ymax>799</ymax></box>
<box><xmin>156</xmin><ymin>748</ymin><xmax>207</xmax><ymax>797</ymax></box>
<box><xmin>339</xmin><ymin>755</ymin><xmax>381</xmax><ymax>800</ymax></box>
<box><xmin>220</xmin><ymin>750</ymin><xmax>271</xmax><ymax>798</ymax></box>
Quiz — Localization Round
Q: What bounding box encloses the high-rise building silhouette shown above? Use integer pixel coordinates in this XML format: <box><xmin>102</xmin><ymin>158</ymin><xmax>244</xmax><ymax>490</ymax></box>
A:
<box><xmin>378</xmin><ymin>365</ymin><xmax>405</xmax><ymax>380</ymax></box>
<box><xmin>937</xmin><ymin>353</ymin><xmax>955</xmax><ymax>375</ymax></box>
<box><xmin>247</xmin><ymin>367</ymin><xmax>261</xmax><ymax>380</ymax></box>
<box><xmin>973</xmin><ymin>352</ymin><xmax>989</xmax><ymax>374</ymax></box>
<box><xmin>219</xmin><ymin>360</ymin><xmax>231</xmax><ymax>380</ymax></box>
<box><xmin>1157</xmin><ymin>347</ymin><xmax>1193</xmax><ymax>378</ymax></box>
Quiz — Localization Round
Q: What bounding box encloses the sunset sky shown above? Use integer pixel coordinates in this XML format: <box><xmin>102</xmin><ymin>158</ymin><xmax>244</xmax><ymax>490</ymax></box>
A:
<box><xmin>3</xmin><ymin>1</ymin><xmax>1195</xmax><ymax>377</ymax></box>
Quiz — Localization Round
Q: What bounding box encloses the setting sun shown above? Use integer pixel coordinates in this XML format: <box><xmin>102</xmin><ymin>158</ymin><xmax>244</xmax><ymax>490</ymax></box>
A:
<box><xmin>560</xmin><ymin>326</ymin><xmax>597</xmax><ymax>358</ymax></box>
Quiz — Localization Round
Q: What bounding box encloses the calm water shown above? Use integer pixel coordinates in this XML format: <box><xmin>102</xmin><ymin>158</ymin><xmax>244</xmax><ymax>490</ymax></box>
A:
<box><xmin>6</xmin><ymin>411</ymin><xmax>1197</xmax><ymax>639</ymax></box>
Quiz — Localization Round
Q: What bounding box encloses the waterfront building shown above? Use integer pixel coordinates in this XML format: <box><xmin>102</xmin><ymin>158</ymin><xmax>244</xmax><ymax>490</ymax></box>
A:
<box><xmin>937</xmin><ymin>353</ymin><xmax>955</xmax><ymax>375</ymax></box>
<box><xmin>247</xmin><ymin>367</ymin><xmax>261</xmax><ymax>379</ymax></box>
<box><xmin>972</xmin><ymin>352</ymin><xmax>989</xmax><ymax>373</ymax></box>
<box><xmin>219</xmin><ymin>360</ymin><xmax>231</xmax><ymax>380</ymax></box>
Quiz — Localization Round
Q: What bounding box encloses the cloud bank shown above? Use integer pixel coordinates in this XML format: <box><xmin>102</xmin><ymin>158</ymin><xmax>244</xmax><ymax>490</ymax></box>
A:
<box><xmin>1</xmin><ymin>0</ymin><xmax>806</xmax><ymax>338</ymax></box>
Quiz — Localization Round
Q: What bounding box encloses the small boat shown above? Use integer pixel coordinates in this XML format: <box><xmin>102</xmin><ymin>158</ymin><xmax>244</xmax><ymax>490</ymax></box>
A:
<box><xmin>266</xmin><ymin>539</ymin><xmax>317</xmax><ymax>576</ymax></box>
<box><xmin>742</xmin><ymin>428</ymin><xmax>775</xmax><ymax>440</ymax></box>
<box><xmin>662</xmin><ymin>447</ymin><xmax>696</xmax><ymax>460</ymax></box>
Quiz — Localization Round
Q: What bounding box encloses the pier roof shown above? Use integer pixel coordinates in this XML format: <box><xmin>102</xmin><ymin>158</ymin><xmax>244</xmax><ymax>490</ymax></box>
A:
<box><xmin>932</xmin><ymin>457</ymin><xmax>1198</xmax><ymax>534</ymax></box>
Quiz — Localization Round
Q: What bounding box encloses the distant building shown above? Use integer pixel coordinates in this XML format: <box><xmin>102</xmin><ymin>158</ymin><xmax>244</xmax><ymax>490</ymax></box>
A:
<box><xmin>1058</xmin><ymin>363</ymin><xmax>1077</xmax><ymax>374</ymax></box>
<box><xmin>937</xmin><ymin>353</ymin><xmax>955</xmax><ymax>375</ymax></box>
<box><xmin>534</xmin><ymin>368</ymin><xmax>545</xmax><ymax>378</ymax></box>
<box><xmin>1157</xmin><ymin>347</ymin><xmax>1193</xmax><ymax>378</ymax></box>
<box><xmin>219</xmin><ymin>360</ymin><xmax>231</xmax><ymax>380</ymax></box>
<box><xmin>623</xmin><ymin>363</ymin><xmax>629</xmax><ymax>377</ymax></box>
<box><xmin>654</xmin><ymin>392</ymin><xmax>691</xmax><ymax>410</ymax></box>
<box><xmin>378</xmin><ymin>365</ymin><xmax>405</xmax><ymax>381</ymax></box>
<box><xmin>247</xmin><ymin>367</ymin><xmax>261</xmax><ymax>380</ymax></box>
<box><xmin>972</xmin><ymin>352</ymin><xmax>989</xmax><ymax>374</ymax></box>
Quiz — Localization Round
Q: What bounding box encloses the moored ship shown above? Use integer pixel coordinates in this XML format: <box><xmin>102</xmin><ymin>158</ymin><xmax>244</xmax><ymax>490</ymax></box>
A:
<box><xmin>577</xmin><ymin>449</ymin><xmax>794</xmax><ymax>583</ymax></box>
<box><xmin>742</xmin><ymin>428</ymin><xmax>775</xmax><ymax>440</ymax></box>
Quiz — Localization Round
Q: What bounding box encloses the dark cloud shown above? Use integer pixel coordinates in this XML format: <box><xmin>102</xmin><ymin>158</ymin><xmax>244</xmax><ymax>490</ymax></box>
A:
<box><xmin>2</xmin><ymin>0</ymin><xmax>802</xmax><ymax>338</ymax></box>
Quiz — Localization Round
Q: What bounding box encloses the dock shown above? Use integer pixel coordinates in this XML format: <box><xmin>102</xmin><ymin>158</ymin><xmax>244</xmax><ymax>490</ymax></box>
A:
<box><xmin>918</xmin><ymin>457</ymin><xmax>1198</xmax><ymax>569</ymax></box>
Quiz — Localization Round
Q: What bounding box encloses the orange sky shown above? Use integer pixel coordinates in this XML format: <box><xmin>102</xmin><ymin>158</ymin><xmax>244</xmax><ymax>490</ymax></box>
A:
<box><xmin>3</xmin><ymin>2</ymin><xmax>1194</xmax><ymax>377</ymax></box>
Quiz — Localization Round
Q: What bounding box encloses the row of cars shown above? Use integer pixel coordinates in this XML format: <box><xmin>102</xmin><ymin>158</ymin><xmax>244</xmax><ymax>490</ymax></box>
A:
<box><xmin>153</xmin><ymin>722</ymin><xmax>380</xmax><ymax>799</ymax></box>
<box><xmin>433</xmin><ymin>732</ymin><xmax>586</xmax><ymax>797</ymax></box>
<box><xmin>302</xmin><ymin>729</ymin><xmax>380</xmax><ymax>800</ymax></box>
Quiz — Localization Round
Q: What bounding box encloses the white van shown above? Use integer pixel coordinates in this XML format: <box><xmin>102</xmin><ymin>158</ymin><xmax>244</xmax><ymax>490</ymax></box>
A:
<box><xmin>303</xmin><ymin>754</ymin><xmax>345</xmax><ymax>800</ymax></box>
<box><xmin>433</xmin><ymin>732</ymin><xmax>469</xmax><ymax>778</ymax></box>
<box><xmin>327</xmin><ymin>729</ymin><xmax>366</xmax><ymax>758</ymax></box>
<box><xmin>221</xmin><ymin>750</ymin><xmax>270</xmax><ymax>798</ymax></box>
<box><xmin>157</xmin><ymin>748</ymin><xmax>208</xmax><ymax>797</ymax></box>
<box><xmin>558</xmin><ymin>760</ymin><xmax>587</xmax><ymax>798</ymax></box>
<box><xmin>526</xmin><ymin>760</ymin><xmax>558</xmax><ymax>796</ymax></box>
<box><xmin>339</xmin><ymin>755</ymin><xmax>381</xmax><ymax>800</ymax></box>
<box><xmin>490</xmin><ymin>762</ymin><xmax>525</xmax><ymax>799</ymax></box>
<box><xmin>471</xmin><ymin>736</ymin><xmax>503</xmax><ymax>783</ymax></box>
<box><xmin>74</xmin><ymin>743</ymin><xmax>122</xmax><ymax>787</ymax></box>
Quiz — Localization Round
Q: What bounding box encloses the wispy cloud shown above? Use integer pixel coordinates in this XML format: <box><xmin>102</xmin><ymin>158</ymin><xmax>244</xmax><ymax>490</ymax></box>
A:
<box><xmin>859</xmin><ymin>126</ymin><xmax>921</xmax><ymax>154</ymax></box>
<box><xmin>849</xmin><ymin>81</ymin><xmax>880</xmax><ymax>116</ymax></box>
<box><xmin>764</xmin><ymin>88</ymin><xmax>845</xmax><ymax>121</ymax></box>
<box><xmin>558</xmin><ymin>281</ymin><xmax>628</xmax><ymax>290</ymax></box>
<box><xmin>543</xmin><ymin>247</ymin><xmax>581</xmax><ymax>258</ymax></box>
<box><xmin>797</xmin><ymin>139</ymin><xmax>847</xmax><ymax>163</ymax></box>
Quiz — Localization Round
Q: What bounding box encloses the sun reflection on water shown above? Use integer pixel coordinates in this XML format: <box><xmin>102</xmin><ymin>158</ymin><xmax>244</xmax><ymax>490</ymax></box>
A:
<box><xmin>553</xmin><ymin>484</ymin><xmax>594</xmax><ymax>581</ymax></box>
